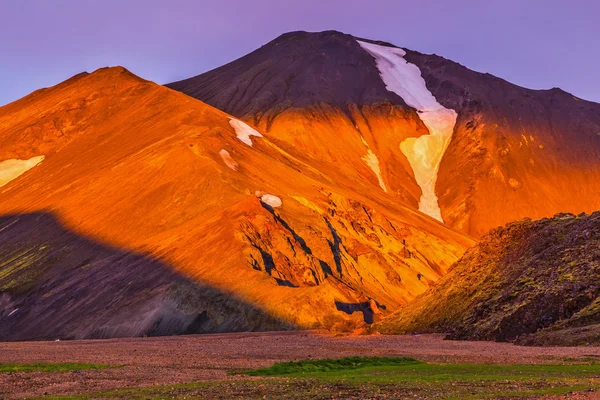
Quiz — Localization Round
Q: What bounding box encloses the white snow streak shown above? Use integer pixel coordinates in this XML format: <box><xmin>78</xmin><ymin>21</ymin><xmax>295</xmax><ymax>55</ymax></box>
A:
<box><xmin>219</xmin><ymin>149</ymin><xmax>238</xmax><ymax>171</ymax></box>
<box><xmin>357</xmin><ymin>40</ymin><xmax>457</xmax><ymax>222</ymax></box>
<box><xmin>362</xmin><ymin>149</ymin><xmax>387</xmax><ymax>192</ymax></box>
<box><xmin>0</xmin><ymin>155</ymin><xmax>45</xmax><ymax>188</ymax></box>
<box><xmin>229</xmin><ymin>118</ymin><xmax>263</xmax><ymax>146</ymax></box>
<box><xmin>8</xmin><ymin>308</ymin><xmax>18</xmax><ymax>317</ymax></box>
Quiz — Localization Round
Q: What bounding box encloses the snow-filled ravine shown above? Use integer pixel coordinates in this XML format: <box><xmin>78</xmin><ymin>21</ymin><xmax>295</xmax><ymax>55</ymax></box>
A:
<box><xmin>357</xmin><ymin>40</ymin><xmax>457</xmax><ymax>223</ymax></box>
<box><xmin>0</xmin><ymin>155</ymin><xmax>45</xmax><ymax>188</ymax></box>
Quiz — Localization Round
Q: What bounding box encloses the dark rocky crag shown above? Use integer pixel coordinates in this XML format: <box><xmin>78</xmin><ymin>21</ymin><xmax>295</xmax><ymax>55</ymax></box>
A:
<box><xmin>375</xmin><ymin>211</ymin><xmax>600</xmax><ymax>346</ymax></box>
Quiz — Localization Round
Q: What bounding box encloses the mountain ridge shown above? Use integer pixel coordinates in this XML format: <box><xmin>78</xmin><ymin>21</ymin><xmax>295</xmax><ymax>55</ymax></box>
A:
<box><xmin>168</xmin><ymin>30</ymin><xmax>600</xmax><ymax>237</ymax></box>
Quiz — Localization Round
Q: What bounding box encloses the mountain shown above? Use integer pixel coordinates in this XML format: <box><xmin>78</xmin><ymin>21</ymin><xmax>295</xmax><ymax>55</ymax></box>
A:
<box><xmin>168</xmin><ymin>30</ymin><xmax>600</xmax><ymax>238</ymax></box>
<box><xmin>3</xmin><ymin>29</ymin><xmax>598</xmax><ymax>342</ymax></box>
<box><xmin>375</xmin><ymin>211</ymin><xmax>600</xmax><ymax>346</ymax></box>
<box><xmin>0</xmin><ymin>66</ymin><xmax>472</xmax><ymax>340</ymax></box>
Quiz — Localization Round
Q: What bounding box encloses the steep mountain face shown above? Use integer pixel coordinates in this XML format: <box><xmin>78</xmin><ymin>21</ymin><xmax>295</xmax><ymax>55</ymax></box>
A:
<box><xmin>168</xmin><ymin>30</ymin><xmax>600</xmax><ymax>238</ymax></box>
<box><xmin>375</xmin><ymin>211</ymin><xmax>600</xmax><ymax>346</ymax></box>
<box><xmin>404</xmin><ymin>50</ymin><xmax>600</xmax><ymax>237</ymax></box>
<box><xmin>0</xmin><ymin>67</ymin><xmax>472</xmax><ymax>340</ymax></box>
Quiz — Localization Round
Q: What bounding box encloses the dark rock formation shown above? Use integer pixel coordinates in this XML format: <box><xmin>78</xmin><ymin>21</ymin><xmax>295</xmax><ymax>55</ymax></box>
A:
<box><xmin>376</xmin><ymin>211</ymin><xmax>600</xmax><ymax>346</ymax></box>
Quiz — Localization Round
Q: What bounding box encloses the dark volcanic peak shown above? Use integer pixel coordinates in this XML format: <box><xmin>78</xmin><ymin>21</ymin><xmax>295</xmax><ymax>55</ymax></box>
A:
<box><xmin>168</xmin><ymin>29</ymin><xmax>600</xmax><ymax>121</ymax></box>
<box><xmin>167</xmin><ymin>30</ymin><xmax>407</xmax><ymax>118</ymax></box>
<box><xmin>351</xmin><ymin>34</ymin><xmax>398</xmax><ymax>49</ymax></box>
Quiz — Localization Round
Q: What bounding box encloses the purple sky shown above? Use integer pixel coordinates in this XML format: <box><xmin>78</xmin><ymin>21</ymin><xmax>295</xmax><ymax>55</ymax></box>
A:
<box><xmin>1</xmin><ymin>0</ymin><xmax>599</xmax><ymax>106</ymax></box>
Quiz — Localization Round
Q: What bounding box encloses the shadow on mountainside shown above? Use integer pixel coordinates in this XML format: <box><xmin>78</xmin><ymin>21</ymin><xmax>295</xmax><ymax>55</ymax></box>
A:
<box><xmin>0</xmin><ymin>212</ymin><xmax>295</xmax><ymax>341</ymax></box>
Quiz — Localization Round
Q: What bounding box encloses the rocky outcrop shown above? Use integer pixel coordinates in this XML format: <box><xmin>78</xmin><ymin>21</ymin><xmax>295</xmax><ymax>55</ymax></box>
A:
<box><xmin>375</xmin><ymin>211</ymin><xmax>600</xmax><ymax>345</ymax></box>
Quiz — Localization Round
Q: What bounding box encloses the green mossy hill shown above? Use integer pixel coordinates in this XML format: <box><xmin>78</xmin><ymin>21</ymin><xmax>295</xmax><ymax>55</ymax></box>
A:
<box><xmin>376</xmin><ymin>211</ymin><xmax>600</xmax><ymax>345</ymax></box>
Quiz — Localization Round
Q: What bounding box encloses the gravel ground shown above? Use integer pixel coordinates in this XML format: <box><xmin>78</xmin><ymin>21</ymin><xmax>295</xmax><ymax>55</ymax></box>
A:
<box><xmin>1</xmin><ymin>331</ymin><xmax>600</xmax><ymax>399</ymax></box>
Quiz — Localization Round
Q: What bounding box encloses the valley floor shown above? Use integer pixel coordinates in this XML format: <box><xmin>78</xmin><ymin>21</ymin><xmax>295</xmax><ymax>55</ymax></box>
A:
<box><xmin>1</xmin><ymin>331</ymin><xmax>599</xmax><ymax>399</ymax></box>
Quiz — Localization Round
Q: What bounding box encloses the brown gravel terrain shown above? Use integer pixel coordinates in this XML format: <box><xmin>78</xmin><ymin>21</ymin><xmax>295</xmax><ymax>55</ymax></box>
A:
<box><xmin>1</xmin><ymin>331</ymin><xmax>600</xmax><ymax>399</ymax></box>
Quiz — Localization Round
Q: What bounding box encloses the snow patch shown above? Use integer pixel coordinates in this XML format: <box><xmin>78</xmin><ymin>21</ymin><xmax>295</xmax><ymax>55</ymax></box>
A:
<box><xmin>358</xmin><ymin>40</ymin><xmax>457</xmax><ymax>222</ymax></box>
<box><xmin>219</xmin><ymin>149</ymin><xmax>238</xmax><ymax>171</ymax></box>
<box><xmin>0</xmin><ymin>155</ymin><xmax>45</xmax><ymax>188</ymax></box>
<box><xmin>256</xmin><ymin>191</ymin><xmax>282</xmax><ymax>208</ymax></box>
<box><xmin>8</xmin><ymin>308</ymin><xmax>18</xmax><ymax>317</ymax></box>
<box><xmin>362</xmin><ymin>149</ymin><xmax>387</xmax><ymax>192</ymax></box>
<box><xmin>229</xmin><ymin>118</ymin><xmax>263</xmax><ymax>146</ymax></box>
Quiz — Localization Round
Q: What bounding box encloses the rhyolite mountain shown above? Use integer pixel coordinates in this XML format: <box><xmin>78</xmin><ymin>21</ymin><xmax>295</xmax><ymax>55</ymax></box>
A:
<box><xmin>375</xmin><ymin>211</ymin><xmax>600</xmax><ymax>346</ymax></box>
<box><xmin>1</xmin><ymin>29</ymin><xmax>599</xmax><ymax>342</ymax></box>
<box><xmin>168</xmin><ymin>30</ymin><xmax>600</xmax><ymax>238</ymax></box>
<box><xmin>0</xmin><ymin>66</ymin><xmax>471</xmax><ymax>340</ymax></box>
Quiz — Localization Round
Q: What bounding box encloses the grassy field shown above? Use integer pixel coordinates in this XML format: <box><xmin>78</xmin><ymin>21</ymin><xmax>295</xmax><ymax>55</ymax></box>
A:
<box><xmin>23</xmin><ymin>357</ymin><xmax>600</xmax><ymax>399</ymax></box>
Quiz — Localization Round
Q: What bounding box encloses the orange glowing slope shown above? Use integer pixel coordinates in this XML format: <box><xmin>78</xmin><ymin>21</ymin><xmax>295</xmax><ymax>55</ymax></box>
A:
<box><xmin>169</xmin><ymin>30</ymin><xmax>600</xmax><ymax>238</ymax></box>
<box><xmin>0</xmin><ymin>67</ymin><xmax>473</xmax><ymax>335</ymax></box>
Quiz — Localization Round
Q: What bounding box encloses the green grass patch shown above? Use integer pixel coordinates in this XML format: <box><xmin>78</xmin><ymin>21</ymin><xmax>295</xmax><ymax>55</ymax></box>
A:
<box><xmin>243</xmin><ymin>356</ymin><xmax>421</xmax><ymax>376</ymax></box>
<box><xmin>23</xmin><ymin>358</ymin><xmax>600</xmax><ymax>399</ymax></box>
<box><xmin>0</xmin><ymin>362</ymin><xmax>116</xmax><ymax>373</ymax></box>
<box><xmin>243</xmin><ymin>356</ymin><xmax>600</xmax><ymax>381</ymax></box>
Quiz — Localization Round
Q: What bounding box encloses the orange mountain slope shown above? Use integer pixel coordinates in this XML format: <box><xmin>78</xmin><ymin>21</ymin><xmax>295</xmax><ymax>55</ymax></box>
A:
<box><xmin>0</xmin><ymin>67</ymin><xmax>473</xmax><ymax>339</ymax></box>
<box><xmin>169</xmin><ymin>30</ymin><xmax>600</xmax><ymax>238</ymax></box>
